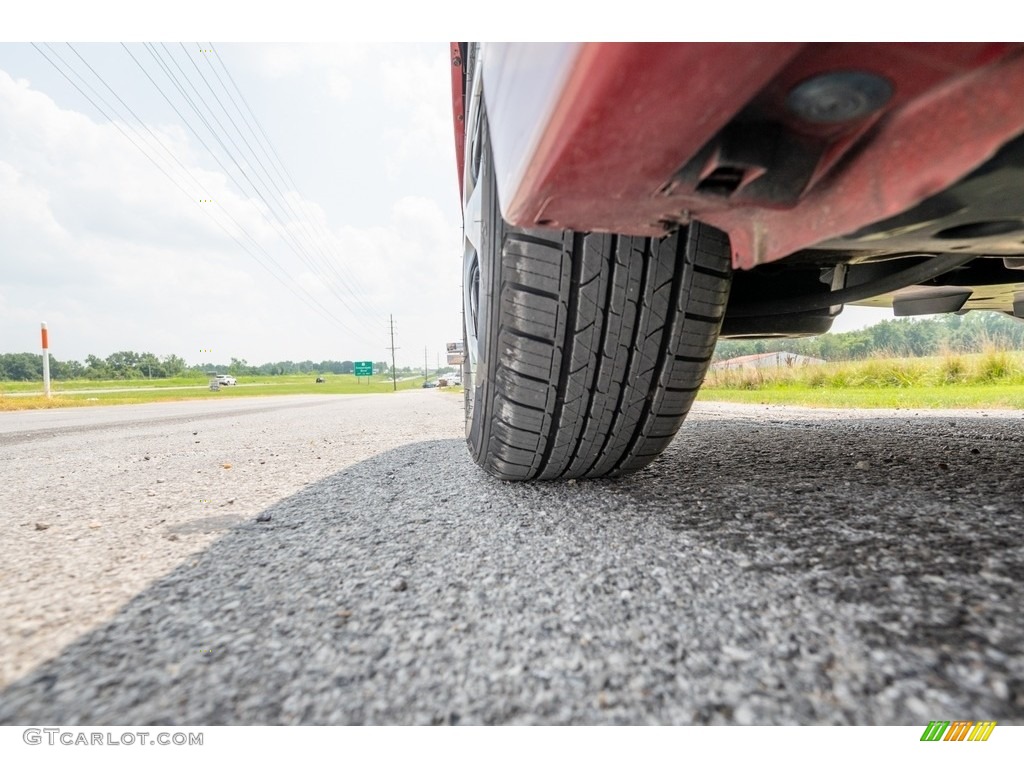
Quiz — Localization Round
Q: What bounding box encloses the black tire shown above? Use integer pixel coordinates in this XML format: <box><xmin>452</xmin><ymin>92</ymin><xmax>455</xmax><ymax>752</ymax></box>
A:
<box><xmin>463</xmin><ymin>117</ymin><xmax>732</xmax><ymax>481</ymax></box>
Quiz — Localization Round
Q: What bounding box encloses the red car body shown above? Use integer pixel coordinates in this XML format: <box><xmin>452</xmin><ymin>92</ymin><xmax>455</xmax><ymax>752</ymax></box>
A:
<box><xmin>452</xmin><ymin>42</ymin><xmax>1024</xmax><ymax>272</ymax></box>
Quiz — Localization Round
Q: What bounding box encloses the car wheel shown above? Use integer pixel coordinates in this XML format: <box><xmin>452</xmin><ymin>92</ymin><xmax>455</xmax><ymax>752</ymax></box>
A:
<box><xmin>462</xmin><ymin>108</ymin><xmax>733</xmax><ymax>481</ymax></box>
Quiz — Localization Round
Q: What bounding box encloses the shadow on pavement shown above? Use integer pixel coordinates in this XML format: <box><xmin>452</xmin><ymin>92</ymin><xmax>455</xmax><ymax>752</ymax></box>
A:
<box><xmin>1</xmin><ymin>414</ymin><xmax>1022</xmax><ymax>724</ymax></box>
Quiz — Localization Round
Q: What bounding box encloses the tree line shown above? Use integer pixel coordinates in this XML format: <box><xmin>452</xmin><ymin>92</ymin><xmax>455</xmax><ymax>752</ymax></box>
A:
<box><xmin>714</xmin><ymin>311</ymin><xmax>1024</xmax><ymax>362</ymax></box>
<box><xmin>219</xmin><ymin>358</ymin><xmax>393</xmax><ymax>377</ymax></box>
<box><xmin>0</xmin><ymin>351</ymin><xmax>394</xmax><ymax>382</ymax></box>
<box><xmin>6</xmin><ymin>312</ymin><xmax>1020</xmax><ymax>381</ymax></box>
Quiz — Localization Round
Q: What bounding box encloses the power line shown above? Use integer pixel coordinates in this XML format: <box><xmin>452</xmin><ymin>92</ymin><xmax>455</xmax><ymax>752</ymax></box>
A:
<box><xmin>119</xmin><ymin>42</ymin><xmax>379</xmax><ymax>343</ymax></box>
<box><xmin>185</xmin><ymin>43</ymin><xmax>377</xmax><ymax>318</ymax></box>
<box><xmin>207</xmin><ymin>43</ymin><xmax>382</xmax><ymax>317</ymax></box>
<box><xmin>144</xmin><ymin>42</ymin><xmax>384</xmax><ymax>337</ymax></box>
<box><xmin>73</xmin><ymin>43</ymin><xmax>360</xmax><ymax>335</ymax></box>
<box><xmin>34</xmin><ymin>43</ymin><xmax>374</xmax><ymax>343</ymax></box>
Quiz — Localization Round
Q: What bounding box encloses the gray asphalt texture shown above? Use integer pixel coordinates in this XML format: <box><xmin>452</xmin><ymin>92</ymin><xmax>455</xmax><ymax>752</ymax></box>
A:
<box><xmin>1</xmin><ymin>392</ymin><xmax>1022</xmax><ymax>724</ymax></box>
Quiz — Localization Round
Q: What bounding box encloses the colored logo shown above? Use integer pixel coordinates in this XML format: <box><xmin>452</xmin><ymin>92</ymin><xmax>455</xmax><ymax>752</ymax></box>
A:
<box><xmin>920</xmin><ymin>721</ymin><xmax>996</xmax><ymax>741</ymax></box>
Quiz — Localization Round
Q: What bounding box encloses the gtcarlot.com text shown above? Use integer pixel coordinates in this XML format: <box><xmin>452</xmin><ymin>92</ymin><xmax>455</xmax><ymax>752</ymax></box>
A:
<box><xmin>23</xmin><ymin>728</ymin><xmax>203</xmax><ymax>746</ymax></box>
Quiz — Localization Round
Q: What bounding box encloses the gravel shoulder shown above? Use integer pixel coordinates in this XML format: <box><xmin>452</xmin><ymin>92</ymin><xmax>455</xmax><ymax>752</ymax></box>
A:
<box><xmin>0</xmin><ymin>393</ymin><xmax>460</xmax><ymax>691</ymax></box>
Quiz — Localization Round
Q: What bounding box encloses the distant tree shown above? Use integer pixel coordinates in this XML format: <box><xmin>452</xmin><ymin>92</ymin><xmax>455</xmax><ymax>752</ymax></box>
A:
<box><xmin>229</xmin><ymin>357</ymin><xmax>250</xmax><ymax>376</ymax></box>
<box><xmin>904</xmin><ymin>321</ymin><xmax>940</xmax><ymax>356</ymax></box>
<box><xmin>162</xmin><ymin>354</ymin><xmax>186</xmax><ymax>377</ymax></box>
<box><xmin>105</xmin><ymin>350</ymin><xmax>142</xmax><ymax>379</ymax></box>
<box><xmin>340</xmin><ymin>360</ymin><xmax>354</xmax><ymax>374</ymax></box>
<box><xmin>50</xmin><ymin>356</ymin><xmax>85</xmax><ymax>380</ymax></box>
<box><xmin>84</xmin><ymin>354</ymin><xmax>110</xmax><ymax>379</ymax></box>
<box><xmin>137</xmin><ymin>352</ymin><xmax>163</xmax><ymax>379</ymax></box>
<box><xmin>715</xmin><ymin>311</ymin><xmax>1024</xmax><ymax>363</ymax></box>
<box><xmin>0</xmin><ymin>353</ymin><xmax>41</xmax><ymax>381</ymax></box>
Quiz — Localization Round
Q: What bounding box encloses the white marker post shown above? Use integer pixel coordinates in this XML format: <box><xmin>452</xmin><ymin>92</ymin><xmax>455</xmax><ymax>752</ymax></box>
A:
<box><xmin>41</xmin><ymin>322</ymin><xmax>51</xmax><ymax>397</ymax></box>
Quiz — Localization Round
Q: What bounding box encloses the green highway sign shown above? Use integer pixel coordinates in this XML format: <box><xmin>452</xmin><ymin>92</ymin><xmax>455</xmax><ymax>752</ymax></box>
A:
<box><xmin>354</xmin><ymin>361</ymin><xmax>373</xmax><ymax>376</ymax></box>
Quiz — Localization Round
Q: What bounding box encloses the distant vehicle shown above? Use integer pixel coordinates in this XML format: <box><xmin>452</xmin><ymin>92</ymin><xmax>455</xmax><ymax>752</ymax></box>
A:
<box><xmin>422</xmin><ymin>381</ymin><xmax>438</xmax><ymax>388</ymax></box>
<box><xmin>215</xmin><ymin>374</ymin><xmax>237</xmax><ymax>386</ymax></box>
<box><xmin>316</xmin><ymin>376</ymin><xmax>326</xmax><ymax>383</ymax></box>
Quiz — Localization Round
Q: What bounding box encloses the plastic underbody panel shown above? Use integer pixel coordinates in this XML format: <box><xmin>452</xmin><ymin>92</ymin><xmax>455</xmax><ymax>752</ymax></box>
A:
<box><xmin>822</xmin><ymin>134</ymin><xmax>1024</xmax><ymax>316</ymax></box>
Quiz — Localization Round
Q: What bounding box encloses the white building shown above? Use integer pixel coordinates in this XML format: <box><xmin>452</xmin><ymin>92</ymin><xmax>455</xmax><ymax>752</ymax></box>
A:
<box><xmin>710</xmin><ymin>351</ymin><xmax>826</xmax><ymax>371</ymax></box>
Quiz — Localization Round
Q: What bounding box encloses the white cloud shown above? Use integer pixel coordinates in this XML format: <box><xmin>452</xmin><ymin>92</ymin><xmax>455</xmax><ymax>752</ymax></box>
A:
<box><xmin>248</xmin><ymin>43</ymin><xmax>372</xmax><ymax>104</ymax></box>
<box><xmin>0</xmin><ymin>48</ymin><xmax>464</xmax><ymax>368</ymax></box>
<box><xmin>378</xmin><ymin>47</ymin><xmax>456</xmax><ymax>180</ymax></box>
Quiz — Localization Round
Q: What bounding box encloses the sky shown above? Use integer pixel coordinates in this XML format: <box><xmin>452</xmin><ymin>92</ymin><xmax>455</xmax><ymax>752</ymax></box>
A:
<box><xmin>5</xmin><ymin>4</ymin><xmax>991</xmax><ymax>371</ymax></box>
<box><xmin>0</xmin><ymin>41</ymin><xmax>464</xmax><ymax>370</ymax></box>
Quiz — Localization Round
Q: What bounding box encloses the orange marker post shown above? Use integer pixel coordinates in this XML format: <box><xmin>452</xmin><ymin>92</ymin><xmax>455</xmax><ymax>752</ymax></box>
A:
<box><xmin>41</xmin><ymin>322</ymin><xmax>51</xmax><ymax>397</ymax></box>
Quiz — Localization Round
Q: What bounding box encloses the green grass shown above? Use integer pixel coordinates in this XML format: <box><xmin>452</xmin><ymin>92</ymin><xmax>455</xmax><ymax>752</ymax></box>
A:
<box><xmin>698</xmin><ymin>383</ymin><xmax>1024</xmax><ymax>409</ymax></box>
<box><xmin>10</xmin><ymin>351</ymin><xmax>1024</xmax><ymax>412</ymax></box>
<box><xmin>0</xmin><ymin>374</ymin><xmax>423</xmax><ymax>410</ymax></box>
<box><xmin>0</xmin><ymin>375</ymin><xmax>208</xmax><ymax>393</ymax></box>
<box><xmin>698</xmin><ymin>349</ymin><xmax>1024</xmax><ymax>409</ymax></box>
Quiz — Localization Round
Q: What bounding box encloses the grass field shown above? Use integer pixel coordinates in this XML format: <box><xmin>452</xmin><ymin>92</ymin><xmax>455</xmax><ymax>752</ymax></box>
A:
<box><xmin>7</xmin><ymin>351</ymin><xmax>1024</xmax><ymax>412</ymax></box>
<box><xmin>0</xmin><ymin>376</ymin><xmax>210</xmax><ymax>392</ymax></box>
<box><xmin>0</xmin><ymin>374</ymin><xmax>426</xmax><ymax>411</ymax></box>
<box><xmin>698</xmin><ymin>349</ymin><xmax>1024</xmax><ymax>409</ymax></box>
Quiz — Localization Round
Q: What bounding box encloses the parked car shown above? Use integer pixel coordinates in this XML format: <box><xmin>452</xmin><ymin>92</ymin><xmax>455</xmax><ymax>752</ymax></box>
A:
<box><xmin>215</xmin><ymin>374</ymin><xmax>236</xmax><ymax>386</ymax></box>
<box><xmin>422</xmin><ymin>380</ymin><xmax>438</xmax><ymax>389</ymax></box>
<box><xmin>451</xmin><ymin>42</ymin><xmax>1024</xmax><ymax>480</ymax></box>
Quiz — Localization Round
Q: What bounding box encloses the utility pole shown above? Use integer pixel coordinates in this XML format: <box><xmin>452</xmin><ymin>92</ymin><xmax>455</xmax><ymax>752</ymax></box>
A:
<box><xmin>386</xmin><ymin>314</ymin><xmax>399</xmax><ymax>391</ymax></box>
<box><xmin>424</xmin><ymin>346</ymin><xmax>428</xmax><ymax>382</ymax></box>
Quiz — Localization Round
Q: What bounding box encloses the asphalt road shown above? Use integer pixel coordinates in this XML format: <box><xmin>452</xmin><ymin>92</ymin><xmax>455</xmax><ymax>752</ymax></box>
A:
<box><xmin>0</xmin><ymin>392</ymin><xmax>1021</xmax><ymax>724</ymax></box>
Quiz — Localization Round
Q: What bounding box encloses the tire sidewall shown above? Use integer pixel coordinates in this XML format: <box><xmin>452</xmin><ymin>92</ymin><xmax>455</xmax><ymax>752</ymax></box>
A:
<box><xmin>465</xmin><ymin>112</ymin><xmax>502</xmax><ymax>461</ymax></box>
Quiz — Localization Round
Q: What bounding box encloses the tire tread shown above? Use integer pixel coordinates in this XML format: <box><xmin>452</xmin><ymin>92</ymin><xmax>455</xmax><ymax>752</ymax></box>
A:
<box><xmin>473</xmin><ymin>220</ymin><xmax>731</xmax><ymax>480</ymax></box>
